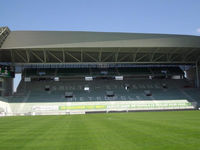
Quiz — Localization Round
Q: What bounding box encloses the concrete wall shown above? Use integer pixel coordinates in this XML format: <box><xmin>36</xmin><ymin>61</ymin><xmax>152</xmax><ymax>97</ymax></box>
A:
<box><xmin>0</xmin><ymin>77</ymin><xmax>13</xmax><ymax>96</ymax></box>
<box><xmin>7</xmin><ymin>100</ymin><xmax>196</xmax><ymax>116</ymax></box>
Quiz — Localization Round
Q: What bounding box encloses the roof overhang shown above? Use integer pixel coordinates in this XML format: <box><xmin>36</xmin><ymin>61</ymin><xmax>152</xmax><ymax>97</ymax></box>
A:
<box><xmin>0</xmin><ymin>28</ymin><xmax>200</xmax><ymax>65</ymax></box>
<box><xmin>1</xmin><ymin>30</ymin><xmax>200</xmax><ymax>49</ymax></box>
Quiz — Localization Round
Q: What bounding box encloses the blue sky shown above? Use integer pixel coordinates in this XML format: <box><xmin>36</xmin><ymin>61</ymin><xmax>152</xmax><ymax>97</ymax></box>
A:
<box><xmin>1</xmin><ymin>0</ymin><xmax>200</xmax><ymax>91</ymax></box>
<box><xmin>1</xmin><ymin>0</ymin><xmax>200</xmax><ymax>35</ymax></box>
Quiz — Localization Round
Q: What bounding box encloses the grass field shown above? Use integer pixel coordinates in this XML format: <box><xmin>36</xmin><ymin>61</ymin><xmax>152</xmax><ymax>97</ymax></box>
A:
<box><xmin>0</xmin><ymin>111</ymin><xmax>200</xmax><ymax>150</ymax></box>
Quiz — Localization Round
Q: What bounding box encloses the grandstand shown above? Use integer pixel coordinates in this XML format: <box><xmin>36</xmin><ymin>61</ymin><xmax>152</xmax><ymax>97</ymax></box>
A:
<box><xmin>0</xmin><ymin>27</ymin><xmax>200</xmax><ymax>116</ymax></box>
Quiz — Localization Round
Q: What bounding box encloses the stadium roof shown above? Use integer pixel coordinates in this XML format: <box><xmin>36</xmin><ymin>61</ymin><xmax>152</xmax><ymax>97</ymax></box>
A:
<box><xmin>1</xmin><ymin>30</ymin><xmax>200</xmax><ymax>49</ymax></box>
<box><xmin>0</xmin><ymin>27</ymin><xmax>200</xmax><ymax>65</ymax></box>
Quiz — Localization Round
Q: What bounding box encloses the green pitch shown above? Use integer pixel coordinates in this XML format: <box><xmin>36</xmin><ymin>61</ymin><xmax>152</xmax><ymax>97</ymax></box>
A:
<box><xmin>0</xmin><ymin>111</ymin><xmax>200</xmax><ymax>150</ymax></box>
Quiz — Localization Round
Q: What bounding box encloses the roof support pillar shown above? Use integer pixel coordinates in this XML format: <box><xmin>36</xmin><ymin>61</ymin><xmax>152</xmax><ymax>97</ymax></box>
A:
<box><xmin>115</xmin><ymin>48</ymin><xmax>120</xmax><ymax>62</ymax></box>
<box><xmin>62</xmin><ymin>49</ymin><xmax>65</xmax><ymax>62</ymax></box>
<box><xmin>81</xmin><ymin>49</ymin><xmax>83</xmax><ymax>62</ymax></box>
<box><xmin>99</xmin><ymin>48</ymin><xmax>102</xmax><ymax>62</ymax></box>
<box><xmin>26</xmin><ymin>50</ymin><xmax>30</xmax><ymax>63</ymax></box>
<box><xmin>10</xmin><ymin>50</ymin><xmax>14</xmax><ymax>63</ymax></box>
<box><xmin>43</xmin><ymin>50</ymin><xmax>47</xmax><ymax>63</ymax></box>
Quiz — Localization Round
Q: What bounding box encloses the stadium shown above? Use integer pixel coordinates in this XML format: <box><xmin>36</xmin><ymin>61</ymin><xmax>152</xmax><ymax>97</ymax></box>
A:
<box><xmin>0</xmin><ymin>26</ymin><xmax>200</xmax><ymax>149</ymax></box>
<box><xmin>0</xmin><ymin>26</ymin><xmax>200</xmax><ymax>115</ymax></box>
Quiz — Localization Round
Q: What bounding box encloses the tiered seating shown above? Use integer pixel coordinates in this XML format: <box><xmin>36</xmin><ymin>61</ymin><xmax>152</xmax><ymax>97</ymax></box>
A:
<box><xmin>24</xmin><ymin>68</ymin><xmax>37</xmax><ymax>77</ymax></box>
<box><xmin>56</xmin><ymin>68</ymin><xmax>90</xmax><ymax>76</ymax></box>
<box><xmin>167</xmin><ymin>67</ymin><xmax>184</xmax><ymax>75</ymax></box>
<box><xmin>23</xmin><ymin>67</ymin><xmax>184</xmax><ymax>78</ymax></box>
<box><xmin>9</xmin><ymin>78</ymin><xmax>199</xmax><ymax>103</ymax></box>
<box><xmin>150</xmin><ymin>67</ymin><xmax>184</xmax><ymax>76</ymax></box>
<box><xmin>118</xmin><ymin>67</ymin><xmax>151</xmax><ymax>75</ymax></box>
<box><xmin>4</xmin><ymin>78</ymin><xmax>198</xmax><ymax>115</ymax></box>
<box><xmin>91</xmin><ymin>68</ymin><xmax>118</xmax><ymax>76</ymax></box>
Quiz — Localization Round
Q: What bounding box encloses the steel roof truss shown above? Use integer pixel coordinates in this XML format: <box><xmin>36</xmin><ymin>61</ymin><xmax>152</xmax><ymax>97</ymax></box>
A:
<box><xmin>48</xmin><ymin>51</ymin><xmax>62</xmax><ymax>63</ymax></box>
<box><xmin>85</xmin><ymin>52</ymin><xmax>98</xmax><ymax>62</ymax></box>
<box><xmin>65</xmin><ymin>51</ymin><xmax>80</xmax><ymax>62</ymax></box>
<box><xmin>31</xmin><ymin>50</ymin><xmax>44</xmax><ymax>63</ymax></box>
<box><xmin>15</xmin><ymin>50</ymin><xmax>27</xmax><ymax>63</ymax></box>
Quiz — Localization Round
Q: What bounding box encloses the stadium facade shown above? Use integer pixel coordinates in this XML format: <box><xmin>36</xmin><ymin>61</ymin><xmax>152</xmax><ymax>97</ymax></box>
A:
<box><xmin>0</xmin><ymin>26</ymin><xmax>200</xmax><ymax>116</ymax></box>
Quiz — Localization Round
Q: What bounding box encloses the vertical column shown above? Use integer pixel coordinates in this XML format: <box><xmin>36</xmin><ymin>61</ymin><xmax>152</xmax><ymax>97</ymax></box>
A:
<box><xmin>0</xmin><ymin>77</ymin><xmax>13</xmax><ymax>96</ymax></box>
<box><xmin>196</xmin><ymin>61</ymin><xmax>200</xmax><ymax>88</ymax></box>
<box><xmin>4</xmin><ymin>78</ymin><xmax>13</xmax><ymax>96</ymax></box>
<box><xmin>0</xmin><ymin>78</ymin><xmax>3</xmax><ymax>96</ymax></box>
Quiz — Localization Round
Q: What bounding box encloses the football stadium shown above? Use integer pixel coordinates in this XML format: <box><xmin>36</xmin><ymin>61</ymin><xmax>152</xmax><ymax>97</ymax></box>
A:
<box><xmin>0</xmin><ymin>26</ymin><xmax>200</xmax><ymax>149</ymax></box>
